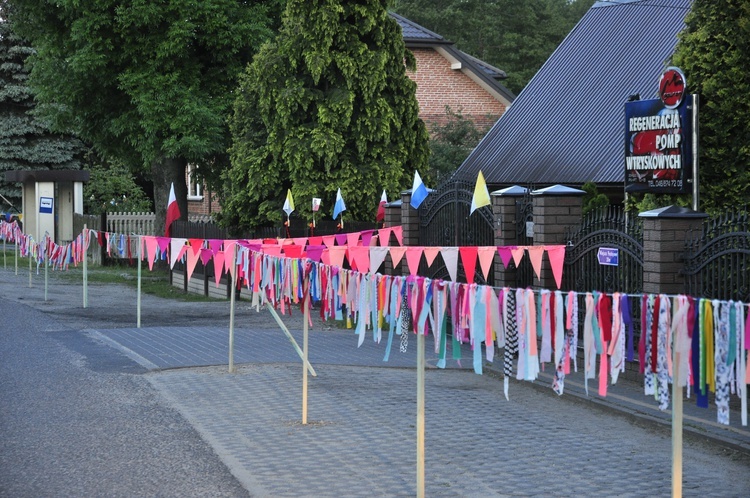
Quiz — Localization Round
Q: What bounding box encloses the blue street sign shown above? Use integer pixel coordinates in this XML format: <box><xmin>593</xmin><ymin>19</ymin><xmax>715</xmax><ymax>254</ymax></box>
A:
<box><xmin>597</xmin><ymin>247</ymin><xmax>619</xmax><ymax>266</ymax></box>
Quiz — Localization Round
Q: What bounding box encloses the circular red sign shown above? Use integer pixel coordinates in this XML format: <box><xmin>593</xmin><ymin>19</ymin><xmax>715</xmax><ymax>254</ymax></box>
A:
<box><xmin>659</xmin><ymin>67</ymin><xmax>687</xmax><ymax>109</ymax></box>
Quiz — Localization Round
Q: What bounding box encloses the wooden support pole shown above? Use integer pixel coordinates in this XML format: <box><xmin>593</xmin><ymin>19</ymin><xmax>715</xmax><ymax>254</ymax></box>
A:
<box><xmin>302</xmin><ymin>292</ymin><xmax>310</xmax><ymax>425</ymax></box>
<box><xmin>266</xmin><ymin>303</ymin><xmax>317</xmax><ymax>376</ymax></box>
<box><xmin>83</xmin><ymin>225</ymin><xmax>88</xmax><ymax>309</ymax></box>
<box><xmin>136</xmin><ymin>235</ymin><xmax>142</xmax><ymax>328</ymax></box>
<box><xmin>672</xmin><ymin>349</ymin><xmax>683</xmax><ymax>497</ymax></box>
<box><xmin>228</xmin><ymin>246</ymin><xmax>237</xmax><ymax>373</ymax></box>
<box><xmin>44</xmin><ymin>239</ymin><xmax>48</xmax><ymax>302</ymax></box>
<box><xmin>417</xmin><ymin>330</ymin><xmax>425</xmax><ymax>498</ymax></box>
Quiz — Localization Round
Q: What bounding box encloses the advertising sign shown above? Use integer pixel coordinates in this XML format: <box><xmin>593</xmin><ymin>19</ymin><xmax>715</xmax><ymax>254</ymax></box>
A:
<box><xmin>624</xmin><ymin>67</ymin><xmax>693</xmax><ymax>194</ymax></box>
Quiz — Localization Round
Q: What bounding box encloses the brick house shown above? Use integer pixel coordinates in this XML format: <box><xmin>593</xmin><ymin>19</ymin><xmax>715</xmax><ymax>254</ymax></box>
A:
<box><xmin>187</xmin><ymin>13</ymin><xmax>515</xmax><ymax>217</ymax></box>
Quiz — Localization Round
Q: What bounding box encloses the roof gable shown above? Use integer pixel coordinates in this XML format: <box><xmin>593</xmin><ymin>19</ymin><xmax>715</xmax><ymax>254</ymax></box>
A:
<box><xmin>455</xmin><ymin>0</ymin><xmax>693</xmax><ymax>186</ymax></box>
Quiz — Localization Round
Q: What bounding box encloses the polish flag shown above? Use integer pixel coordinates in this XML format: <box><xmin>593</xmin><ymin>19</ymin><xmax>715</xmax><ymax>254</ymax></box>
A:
<box><xmin>165</xmin><ymin>182</ymin><xmax>181</xmax><ymax>237</ymax></box>
<box><xmin>376</xmin><ymin>190</ymin><xmax>387</xmax><ymax>222</ymax></box>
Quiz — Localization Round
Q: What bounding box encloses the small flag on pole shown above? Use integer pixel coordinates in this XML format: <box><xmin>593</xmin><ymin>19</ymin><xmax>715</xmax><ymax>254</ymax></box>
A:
<box><xmin>165</xmin><ymin>182</ymin><xmax>181</xmax><ymax>237</ymax></box>
<box><xmin>410</xmin><ymin>171</ymin><xmax>429</xmax><ymax>209</ymax></box>
<box><xmin>283</xmin><ymin>189</ymin><xmax>295</xmax><ymax>217</ymax></box>
<box><xmin>470</xmin><ymin>170</ymin><xmax>491</xmax><ymax>214</ymax></box>
<box><xmin>312</xmin><ymin>198</ymin><xmax>321</xmax><ymax>212</ymax></box>
<box><xmin>332</xmin><ymin>188</ymin><xmax>346</xmax><ymax>220</ymax></box>
<box><xmin>376</xmin><ymin>190</ymin><xmax>387</xmax><ymax>222</ymax></box>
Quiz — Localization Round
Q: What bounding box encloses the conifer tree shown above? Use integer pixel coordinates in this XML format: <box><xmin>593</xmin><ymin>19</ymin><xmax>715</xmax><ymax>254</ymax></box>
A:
<box><xmin>225</xmin><ymin>0</ymin><xmax>430</xmax><ymax>229</ymax></box>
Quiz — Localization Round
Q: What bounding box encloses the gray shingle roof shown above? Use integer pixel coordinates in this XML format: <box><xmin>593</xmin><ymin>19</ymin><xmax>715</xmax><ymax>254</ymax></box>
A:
<box><xmin>455</xmin><ymin>0</ymin><xmax>693</xmax><ymax>187</ymax></box>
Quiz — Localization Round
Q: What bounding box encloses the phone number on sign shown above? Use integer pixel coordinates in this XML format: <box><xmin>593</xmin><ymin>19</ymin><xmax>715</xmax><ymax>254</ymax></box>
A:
<box><xmin>648</xmin><ymin>179</ymin><xmax>682</xmax><ymax>188</ymax></box>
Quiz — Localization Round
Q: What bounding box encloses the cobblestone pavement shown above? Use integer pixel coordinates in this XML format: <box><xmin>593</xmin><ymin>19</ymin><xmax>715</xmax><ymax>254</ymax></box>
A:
<box><xmin>2</xmin><ymin>265</ymin><xmax>750</xmax><ymax>496</ymax></box>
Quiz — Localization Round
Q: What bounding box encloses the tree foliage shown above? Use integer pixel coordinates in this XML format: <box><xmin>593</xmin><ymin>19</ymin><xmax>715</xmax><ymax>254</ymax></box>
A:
<box><xmin>9</xmin><ymin>0</ymin><xmax>281</xmax><ymax>231</ymax></box>
<box><xmin>224</xmin><ymin>0</ymin><xmax>430</xmax><ymax>230</ymax></box>
<box><xmin>671</xmin><ymin>0</ymin><xmax>750</xmax><ymax>212</ymax></box>
<box><xmin>0</xmin><ymin>12</ymin><xmax>85</xmax><ymax>210</ymax></box>
<box><xmin>392</xmin><ymin>0</ymin><xmax>595</xmax><ymax>94</ymax></box>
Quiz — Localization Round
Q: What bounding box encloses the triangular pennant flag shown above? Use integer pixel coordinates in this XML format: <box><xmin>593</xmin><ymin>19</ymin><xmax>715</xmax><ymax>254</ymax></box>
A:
<box><xmin>360</xmin><ymin>230</ymin><xmax>375</xmax><ymax>247</ymax></box>
<box><xmin>527</xmin><ymin>246</ymin><xmax>545</xmax><ymax>281</ymax></box>
<box><xmin>262</xmin><ymin>244</ymin><xmax>282</xmax><ymax>257</ymax></box>
<box><xmin>470</xmin><ymin>170</ymin><xmax>491</xmax><ymax>214</ymax></box>
<box><xmin>441</xmin><ymin>247</ymin><xmax>459</xmax><ymax>282</ymax></box>
<box><xmin>144</xmin><ymin>236</ymin><xmax>158</xmax><ymax>271</ymax></box>
<box><xmin>423</xmin><ymin>247</ymin><xmax>441</xmax><ymax>267</ymax></box>
<box><xmin>349</xmin><ymin>246</ymin><xmax>370</xmax><ymax>272</ymax></box>
<box><xmin>389</xmin><ymin>246</ymin><xmax>407</xmax><ymax>267</ymax></box>
<box><xmin>186</xmin><ymin>248</ymin><xmax>200</xmax><ymax>281</ymax></box>
<box><xmin>405</xmin><ymin>247</ymin><xmax>423</xmax><ymax>276</ymax></box>
<box><xmin>459</xmin><ymin>246</ymin><xmax>478</xmax><ymax>284</ymax></box>
<box><xmin>170</xmin><ymin>238</ymin><xmax>187</xmax><ymax>270</ymax></box>
<box><xmin>477</xmin><ymin>247</ymin><xmax>496</xmax><ymax>281</ymax></box>
<box><xmin>188</xmin><ymin>238</ymin><xmax>204</xmax><ymax>256</ymax></box>
<box><xmin>213</xmin><ymin>251</ymin><xmax>225</xmax><ymax>287</ymax></box>
<box><xmin>546</xmin><ymin>245</ymin><xmax>566</xmax><ymax>289</ymax></box>
<box><xmin>497</xmin><ymin>246</ymin><xmax>513</xmax><ymax>268</ymax></box>
<box><xmin>334</xmin><ymin>233</ymin><xmax>348</xmax><ymax>246</ymax></box>
<box><xmin>308</xmin><ymin>236</ymin><xmax>324</xmax><ymax>246</ymax></box>
<box><xmin>369</xmin><ymin>247</ymin><xmax>389</xmax><ymax>273</ymax></box>
<box><xmin>199</xmin><ymin>248</ymin><xmax>213</xmax><ymax>266</ymax></box>
<box><xmin>156</xmin><ymin>236</ymin><xmax>171</xmax><ymax>257</ymax></box>
<box><xmin>223</xmin><ymin>241</ymin><xmax>237</xmax><ymax>274</ymax></box>
<box><xmin>322</xmin><ymin>235</ymin><xmax>335</xmax><ymax>248</ymax></box>
<box><xmin>346</xmin><ymin>249</ymin><xmax>357</xmax><ymax>272</ymax></box>
<box><xmin>283</xmin><ymin>245</ymin><xmax>303</xmax><ymax>259</ymax></box>
<box><xmin>346</xmin><ymin>232</ymin><xmax>361</xmax><ymax>247</ymax></box>
<box><xmin>305</xmin><ymin>245</ymin><xmax>326</xmax><ymax>263</ymax></box>
<box><xmin>263</xmin><ymin>238</ymin><xmax>278</xmax><ymax>245</ymax></box>
<box><xmin>320</xmin><ymin>248</ymin><xmax>331</xmax><ymax>266</ymax></box>
<box><xmin>329</xmin><ymin>246</ymin><xmax>347</xmax><ymax>269</ymax></box>
<box><xmin>283</xmin><ymin>189</ymin><xmax>295</xmax><ymax>217</ymax></box>
<box><xmin>510</xmin><ymin>246</ymin><xmax>525</xmax><ymax>267</ymax></box>
<box><xmin>208</xmin><ymin>239</ymin><xmax>223</xmax><ymax>255</ymax></box>
<box><xmin>391</xmin><ymin>226</ymin><xmax>403</xmax><ymax>246</ymax></box>
<box><xmin>378</xmin><ymin>227</ymin><xmax>393</xmax><ymax>246</ymax></box>
<box><xmin>292</xmin><ymin>237</ymin><xmax>308</xmax><ymax>246</ymax></box>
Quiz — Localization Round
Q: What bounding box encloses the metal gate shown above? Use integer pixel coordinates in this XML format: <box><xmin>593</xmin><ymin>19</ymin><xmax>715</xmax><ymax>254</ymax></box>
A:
<box><xmin>514</xmin><ymin>191</ymin><xmax>535</xmax><ymax>289</ymax></box>
<box><xmin>418</xmin><ymin>179</ymin><xmax>494</xmax><ymax>284</ymax></box>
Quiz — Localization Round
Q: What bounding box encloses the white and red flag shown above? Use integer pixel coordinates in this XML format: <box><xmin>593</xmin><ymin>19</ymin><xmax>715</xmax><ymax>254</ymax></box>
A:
<box><xmin>376</xmin><ymin>190</ymin><xmax>387</xmax><ymax>222</ymax></box>
<box><xmin>165</xmin><ymin>182</ymin><xmax>181</xmax><ymax>237</ymax></box>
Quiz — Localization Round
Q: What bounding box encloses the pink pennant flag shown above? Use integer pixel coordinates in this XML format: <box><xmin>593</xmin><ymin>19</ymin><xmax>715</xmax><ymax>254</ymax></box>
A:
<box><xmin>169</xmin><ymin>238</ymin><xmax>187</xmax><ymax>270</ymax></box>
<box><xmin>346</xmin><ymin>249</ymin><xmax>357</xmax><ymax>272</ymax></box>
<box><xmin>292</xmin><ymin>237</ymin><xmax>308</xmax><ymax>246</ymax></box>
<box><xmin>144</xmin><ymin>236</ymin><xmax>158</xmax><ymax>271</ymax></box>
<box><xmin>283</xmin><ymin>245</ymin><xmax>303</xmax><ymax>259</ymax></box>
<box><xmin>441</xmin><ymin>247</ymin><xmax>459</xmax><ymax>281</ymax></box>
<box><xmin>389</xmin><ymin>246</ymin><xmax>407</xmax><ymax>267</ymax></box>
<box><xmin>370</xmin><ymin>246</ymin><xmax>389</xmax><ymax>273</ymax></box>
<box><xmin>459</xmin><ymin>246</ymin><xmax>478</xmax><ymax>284</ymax></box>
<box><xmin>322</xmin><ymin>235</ymin><xmax>336</xmax><ymax>248</ymax></box>
<box><xmin>280</xmin><ymin>238</ymin><xmax>293</xmax><ymax>246</ymax></box>
<box><xmin>423</xmin><ymin>247</ymin><xmax>441</xmax><ymax>267</ymax></box>
<box><xmin>223</xmin><ymin>241</ymin><xmax>237</xmax><ymax>274</ymax></box>
<box><xmin>213</xmin><ymin>251</ymin><xmax>225</xmax><ymax>287</ymax></box>
<box><xmin>346</xmin><ymin>232</ymin><xmax>361</xmax><ymax>247</ymax></box>
<box><xmin>186</xmin><ymin>248</ymin><xmax>200</xmax><ymax>281</ymax></box>
<box><xmin>208</xmin><ymin>239</ymin><xmax>223</xmax><ymax>255</ymax></box>
<box><xmin>527</xmin><ymin>246</ymin><xmax>545</xmax><ymax>281</ymax></box>
<box><xmin>156</xmin><ymin>236</ymin><xmax>171</xmax><ymax>257</ymax></box>
<box><xmin>379</xmin><ymin>227</ymin><xmax>393</xmax><ymax>246</ymax></box>
<box><xmin>188</xmin><ymin>238</ymin><xmax>204</xmax><ymax>256</ymax></box>
<box><xmin>262</xmin><ymin>244</ymin><xmax>282</xmax><ymax>257</ymax></box>
<box><xmin>306</xmin><ymin>245</ymin><xmax>326</xmax><ymax>263</ymax></box>
<box><xmin>263</xmin><ymin>238</ymin><xmax>279</xmax><ymax>245</ymax></box>
<box><xmin>349</xmin><ymin>246</ymin><xmax>370</xmax><ymax>272</ymax></box>
<box><xmin>546</xmin><ymin>245</ymin><xmax>566</xmax><ymax>289</ymax></box>
<box><xmin>477</xmin><ymin>247</ymin><xmax>496</xmax><ymax>281</ymax></box>
<box><xmin>360</xmin><ymin>230</ymin><xmax>375</xmax><ymax>247</ymax></box>
<box><xmin>320</xmin><ymin>248</ymin><xmax>331</xmax><ymax>266</ymax></box>
<box><xmin>334</xmin><ymin>233</ymin><xmax>348</xmax><ymax>246</ymax></box>
<box><xmin>308</xmin><ymin>236</ymin><xmax>324</xmax><ymax>246</ymax></box>
<box><xmin>329</xmin><ymin>246</ymin><xmax>347</xmax><ymax>268</ymax></box>
<box><xmin>497</xmin><ymin>246</ymin><xmax>513</xmax><ymax>268</ymax></box>
<box><xmin>510</xmin><ymin>246</ymin><xmax>525</xmax><ymax>267</ymax></box>
<box><xmin>199</xmin><ymin>248</ymin><xmax>213</xmax><ymax>266</ymax></box>
<box><xmin>391</xmin><ymin>226</ymin><xmax>403</xmax><ymax>246</ymax></box>
<box><xmin>405</xmin><ymin>247</ymin><xmax>423</xmax><ymax>276</ymax></box>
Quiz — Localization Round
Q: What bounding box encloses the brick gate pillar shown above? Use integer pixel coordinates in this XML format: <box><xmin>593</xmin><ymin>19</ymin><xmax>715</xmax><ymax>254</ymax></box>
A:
<box><xmin>532</xmin><ymin>185</ymin><xmax>585</xmax><ymax>289</ymax></box>
<box><xmin>492</xmin><ymin>186</ymin><xmax>529</xmax><ymax>287</ymax></box>
<box><xmin>639</xmin><ymin>205</ymin><xmax>707</xmax><ymax>295</ymax></box>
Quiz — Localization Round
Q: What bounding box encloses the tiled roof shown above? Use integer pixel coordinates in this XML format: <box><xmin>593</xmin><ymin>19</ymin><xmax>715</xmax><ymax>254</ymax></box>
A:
<box><xmin>455</xmin><ymin>0</ymin><xmax>693</xmax><ymax>187</ymax></box>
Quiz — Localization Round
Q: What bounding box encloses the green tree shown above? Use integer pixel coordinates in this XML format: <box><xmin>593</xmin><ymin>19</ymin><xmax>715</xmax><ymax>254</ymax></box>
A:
<box><xmin>9</xmin><ymin>0</ymin><xmax>282</xmax><ymax>234</ymax></box>
<box><xmin>425</xmin><ymin>106</ymin><xmax>493</xmax><ymax>187</ymax></box>
<box><xmin>83</xmin><ymin>152</ymin><xmax>152</xmax><ymax>215</ymax></box>
<box><xmin>392</xmin><ymin>0</ymin><xmax>595</xmax><ymax>94</ymax></box>
<box><xmin>224</xmin><ymin>0</ymin><xmax>430</xmax><ymax>230</ymax></box>
<box><xmin>0</xmin><ymin>11</ymin><xmax>85</xmax><ymax>212</ymax></box>
<box><xmin>671</xmin><ymin>0</ymin><xmax>750</xmax><ymax>212</ymax></box>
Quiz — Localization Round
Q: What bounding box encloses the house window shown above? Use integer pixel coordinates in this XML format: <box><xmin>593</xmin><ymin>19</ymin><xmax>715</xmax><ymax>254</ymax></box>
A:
<box><xmin>187</xmin><ymin>164</ymin><xmax>203</xmax><ymax>200</ymax></box>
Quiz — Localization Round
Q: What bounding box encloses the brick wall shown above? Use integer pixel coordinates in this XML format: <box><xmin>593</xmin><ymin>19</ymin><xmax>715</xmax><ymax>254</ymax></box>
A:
<box><xmin>407</xmin><ymin>48</ymin><xmax>507</xmax><ymax>129</ymax></box>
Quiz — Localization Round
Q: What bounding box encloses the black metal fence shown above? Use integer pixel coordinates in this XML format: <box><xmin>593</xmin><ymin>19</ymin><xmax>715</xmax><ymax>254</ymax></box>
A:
<box><xmin>682</xmin><ymin>207</ymin><xmax>750</xmax><ymax>302</ymax></box>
